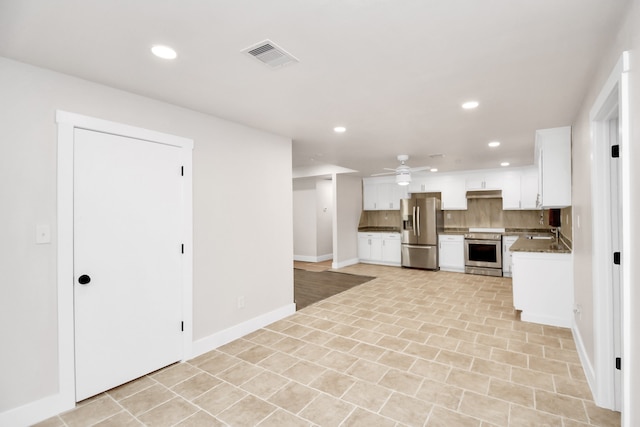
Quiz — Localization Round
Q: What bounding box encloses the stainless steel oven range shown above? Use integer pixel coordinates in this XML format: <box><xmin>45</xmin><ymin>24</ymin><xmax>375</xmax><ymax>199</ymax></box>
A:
<box><xmin>464</xmin><ymin>232</ymin><xmax>503</xmax><ymax>276</ymax></box>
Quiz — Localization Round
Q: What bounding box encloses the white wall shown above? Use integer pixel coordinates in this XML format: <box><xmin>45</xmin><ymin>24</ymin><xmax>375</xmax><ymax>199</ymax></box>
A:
<box><xmin>315</xmin><ymin>178</ymin><xmax>334</xmax><ymax>257</ymax></box>
<box><xmin>292</xmin><ymin>178</ymin><xmax>318</xmax><ymax>259</ymax></box>
<box><xmin>570</xmin><ymin>0</ymin><xmax>640</xmax><ymax>423</ymax></box>
<box><xmin>0</xmin><ymin>57</ymin><xmax>293</xmax><ymax>418</ymax></box>
<box><xmin>292</xmin><ymin>177</ymin><xmax>333</xmax><ymax>262</ymax></box>
<box><xmin>332</xmin><ymin>174</ymin><xmax>362</xmax><ymax>268</ymax></box>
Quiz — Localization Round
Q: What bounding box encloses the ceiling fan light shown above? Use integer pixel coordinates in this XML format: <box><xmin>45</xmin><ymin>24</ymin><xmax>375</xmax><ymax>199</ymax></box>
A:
<box><xmin>396</xmin><ymin>171</ymin><xmax>411</xmax><ymax>185</ymax></box>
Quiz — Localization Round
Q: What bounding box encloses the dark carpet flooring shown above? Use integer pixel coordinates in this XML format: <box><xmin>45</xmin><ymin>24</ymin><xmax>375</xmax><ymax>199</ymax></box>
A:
<box><xmin>293</xmin><ymin>269</ymin><xmax>375</xmax><ymax>310</ymax></box>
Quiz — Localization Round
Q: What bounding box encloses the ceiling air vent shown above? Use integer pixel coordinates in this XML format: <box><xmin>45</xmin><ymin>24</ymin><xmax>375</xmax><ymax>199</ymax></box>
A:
<box><xmin>241</xmin><ymin>40</ymin><xmax>299</xmax><ymax>68</ymax></box>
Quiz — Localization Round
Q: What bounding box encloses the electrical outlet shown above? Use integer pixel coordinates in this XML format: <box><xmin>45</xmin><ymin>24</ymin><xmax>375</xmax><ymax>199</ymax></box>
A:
<box><xmin>237</xmin><ymin>296</ymin><xmax>245</xmax><ymax>309</ymax></box>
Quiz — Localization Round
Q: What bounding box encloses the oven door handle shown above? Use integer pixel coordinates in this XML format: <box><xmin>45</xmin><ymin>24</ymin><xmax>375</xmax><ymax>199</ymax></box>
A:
<box><xmin>465</xmin><ymin>239</ymin><xmax>497</xmax><ymax>245</ymax></box>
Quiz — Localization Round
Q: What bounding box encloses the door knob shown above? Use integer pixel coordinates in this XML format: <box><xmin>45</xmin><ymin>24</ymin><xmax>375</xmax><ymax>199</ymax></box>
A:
<box><xmin>78</xmin><ymin>274</ymin><xmax>91</xmax><ymax>285</ymax></box>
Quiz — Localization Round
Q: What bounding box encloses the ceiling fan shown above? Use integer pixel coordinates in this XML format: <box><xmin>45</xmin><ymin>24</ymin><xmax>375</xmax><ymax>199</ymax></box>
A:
<box><xmin>372</xmin><ymin>154</ymin><xmax>431</xmax><ymax>185</ymax></box>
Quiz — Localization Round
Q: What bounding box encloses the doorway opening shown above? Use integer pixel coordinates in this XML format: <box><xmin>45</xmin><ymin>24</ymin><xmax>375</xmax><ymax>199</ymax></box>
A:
<box><xmin>588</xmin><ymin>52</ymin><xmax>629</xmax><ymax>412</ymax></box>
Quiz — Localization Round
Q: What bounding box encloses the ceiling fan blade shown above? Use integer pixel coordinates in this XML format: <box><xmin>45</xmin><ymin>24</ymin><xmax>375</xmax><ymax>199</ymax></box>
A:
<box><xmin>371</xmin><ymin>171</ymin><xmax>396</xmax><ymax>176</ymax></box>
<box><xmin>409</xmin><ymin>165</ymin><xmax>431</xmax><ymax>172</ymax></box>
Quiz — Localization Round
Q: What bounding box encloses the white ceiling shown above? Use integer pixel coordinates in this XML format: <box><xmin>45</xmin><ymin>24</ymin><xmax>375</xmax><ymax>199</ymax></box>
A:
<box><xmin>0</xmin><ymin>0</ymin><xmax>629</xmax><ymax>177</ymax></box>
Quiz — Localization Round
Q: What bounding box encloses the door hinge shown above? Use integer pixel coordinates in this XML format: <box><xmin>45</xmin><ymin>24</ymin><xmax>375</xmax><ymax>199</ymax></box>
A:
<box><xmin>613</xmin><ymin>252</ymin><xmax>621</xmax><ymax>265</ymax></box>
<box><xmin>611</xmin><ymin>145</ymin><xmax>620</xmax><ymax>158</ymax></box>
<box><xmin>181</xmin><ymin>321</ymin><xmax>184</xmax><ymax>332</ymax></box>
<box><xmin>181</xmin><ymin>244</ymin><xmax>184</xmax><ymax>254</ymax></box>
<box><xmin>181</xmin><ymin>166</ymin><xmax>184</xmax><ymax>176</ymax></box>
<box><xmin>616</xmin><ymin>357</ymin><xmax>621</xmax><ymax>370</ymax></box>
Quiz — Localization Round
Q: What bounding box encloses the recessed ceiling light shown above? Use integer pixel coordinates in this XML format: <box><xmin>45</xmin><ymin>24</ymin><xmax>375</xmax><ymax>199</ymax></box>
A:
<box><xmin>501</xmin><ymin>162</ymin><xmax>510</xmax><ymax>167</ymax></box>
<box><xmin>430</xmin><ymin>168</ymin><xmax>438</xmax><ymax>172</ymax></box>
<box><xmin>488</xmin><ymin>141</ymin><xmax>501</xmax><ymax>148</ymax></box>
<box><xmin>462</xmin><ymin>101</ymin><xmax>479</xmax><ymax>110</ymax></box>
<box><xmin>151</xmin><ymin>45</ymin><xmax>177</xmax><ymax>60</ymax></box>
<box><xmin>334</xmin><ymin>126</ymin><xmax>346</xmax><ymax>133</ymax></box>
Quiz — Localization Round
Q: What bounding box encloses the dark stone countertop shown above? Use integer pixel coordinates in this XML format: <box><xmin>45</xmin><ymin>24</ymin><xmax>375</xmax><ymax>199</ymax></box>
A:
<box><xmin>357</xmin><ymin>227</ymin><xmax>401</xmax><ymax>233</ymax></box>
<box><xmin>509</xmin><ymin>236</ymin><xmax>572</xmax><ymax>254</ymax></box>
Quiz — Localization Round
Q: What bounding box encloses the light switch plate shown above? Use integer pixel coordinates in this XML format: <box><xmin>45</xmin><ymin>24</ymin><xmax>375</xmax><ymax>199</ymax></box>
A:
<box><xmin>36</xmin><ymin>224</ymin><xmax>51</xmax><ymax>244</ymax></box>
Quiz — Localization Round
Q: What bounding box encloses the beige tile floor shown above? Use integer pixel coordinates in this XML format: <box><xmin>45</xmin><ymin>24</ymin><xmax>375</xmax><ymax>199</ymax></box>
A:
<box><xmin>37</xmin><ymin>264</ymin><xmax>621</xmax><ymax>426</ymax></box>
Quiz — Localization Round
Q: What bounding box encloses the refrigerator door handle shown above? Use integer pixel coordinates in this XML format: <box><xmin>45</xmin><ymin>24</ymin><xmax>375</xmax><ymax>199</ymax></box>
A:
<box><xmin>412</xmin><ymin>206</ymin><xmax>417</xmax><ymax>236</ymax></box>
<box><xmin>416</xmin><ymin>206</ymin><xmax>421</xmax><ymax>237</ymax></box>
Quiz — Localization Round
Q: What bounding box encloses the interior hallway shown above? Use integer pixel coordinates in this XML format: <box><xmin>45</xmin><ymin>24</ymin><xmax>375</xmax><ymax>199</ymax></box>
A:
<box><xmin>37</xmin><ymin>264</ymin><xmax>620</xmax><ymax>426</ymax></box>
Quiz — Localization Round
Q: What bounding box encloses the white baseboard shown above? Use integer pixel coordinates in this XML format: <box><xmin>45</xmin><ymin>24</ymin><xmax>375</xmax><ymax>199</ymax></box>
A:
<box><xmin>294</xmin><ymin>254</ymin><xmax>333</xmax><ymax>262</ymax></box>
<box><xmin>190</xmin><ymin>303</ymin><xmax>296</xmax><ymax>359</ymax></box>
<box><xmin>440</xmin><ymin>266</ymin><xmax>465</xmax><ymax>273</ymax></box>
<box><xmin>1</xmin><ymin>303</ymin><xmax>296</xmax><ymax>427</ymax></box>
<box><xmin>359</xmin><ymin>260</ymin><xmax>401</xmax><ymax>267</ymax></box>
<box><xmin>573</xmin><ymin>320</ymin><xmax>597</xmax><ymax>401</ymax></box>
<box><xmin>332</xmin><ymin>258</ymin><xmax>359</xmax><ymax>269</ymax></box>
<box><xmin>520</xmin><ymin>312</ymin><xmax>571</xmax><ymax>328</ymax></box>
<box><xmin>0</xmin><ymin>392</ymin><xmax>74</xmax><ymax>427</ymax></box>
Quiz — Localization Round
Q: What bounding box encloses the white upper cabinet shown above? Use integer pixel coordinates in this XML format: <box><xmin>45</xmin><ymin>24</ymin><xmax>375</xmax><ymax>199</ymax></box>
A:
<box><xmin>501</xmin><ymin>166</ymin><xmax>539</xmax><ymax>210</ymax></box>
<box><xmin>535</xmin><ymin>126</ymin><xmax>572</xmax><ymax>208</ymax></box>
<box><xmin>439</xmin><ymin>174</ymin><xmax>467</xmax><ymax>210</ymax></box>
<box><xmin>465</xmin><ymin>172</ymin><xmax>503</xmax><ymax>190</ymax></box>
<box><xmin>365</xmin><ymin>143</ymin><xmax>571</xmax><ymax>212</ymax></box>
<box><xmin>501</xmin><ymin>171</ymin><xmax>521</xmax><ymax>210</ymax></box>
<box><xmin>520</xmin><ymin>166</ymin><xmax>539</xmax><ymax>209</ymax></box>
<box><xmin>362</xmin><ymin>177</ymin><xmax>408</xmax><ymax>210</ymax></box>
<box><xmin>363</xmin><ymin>183</ymin><xmax>378</xmax><ymax>210</ymax></box>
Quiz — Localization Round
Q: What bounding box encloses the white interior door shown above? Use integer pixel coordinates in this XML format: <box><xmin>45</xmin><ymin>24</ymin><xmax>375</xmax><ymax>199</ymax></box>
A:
<box><xmin>74</xmin><ymin>128</ymin><xmax>183</xmax><ymax>401</ymax></box>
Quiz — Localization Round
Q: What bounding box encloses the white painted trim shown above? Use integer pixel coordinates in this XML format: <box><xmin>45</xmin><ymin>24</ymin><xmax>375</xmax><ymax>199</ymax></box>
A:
<box><xmin>191</xmin><ymin>303</ymin><xmax>296</xmax><ymax>359</ymax></box>
<box><xmin>619</xmin><ymin>51</ymin><xmax>631</xmax><ymax>427</ymax></box>
<box><xmin>359</xmin><ymin>260</ymin><xmax>401</xmax><ymax>267</ymax></box>
<box><xmin>293</xmin><ymin>253</ymin><xmax>333</xmax><ymax>263</ymax></box>
<box><xmin>574</xmin><ymin>319</ymin><xmax>597</xmax><ymax>401</ymax></box>
<box><xmin>520</xmin><ymin>312</ymin><xmax>571</xmax><ymax>329</ymax></box>
<box><xmin>55</xmin><ymin>111</ymin><xmax>193</xmax><ymax>149</ymax></box>
<box><xmin>440</xmin><ymin>267</ymin><xmax>466</xmax><ymax>273</ymax></box>
<box><xmin>332</xmin><ymin>258</ymin><xmax>360</xmax><ymax>269</ymax></box>
<box><xmin>54</xmin><ymin>111</ymin><xmax>194</xmax><ymax>416</ymax></box>
<box><xmin>587</xmin><ymin>52</ymin><xmax>629</xmax><ymax>411</ymax></box>
<box><xmin>0</xmin><ymin>392</ymin><xmax>72</xmax><ymax>427</ymax></box>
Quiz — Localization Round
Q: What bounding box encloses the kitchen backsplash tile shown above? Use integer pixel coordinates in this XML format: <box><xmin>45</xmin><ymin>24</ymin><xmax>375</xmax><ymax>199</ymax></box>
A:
<box><xmin>444</xmin><ymin>199</ymin><xmax>548</xmax><ymax>229</ymax></box>
<box><xmin>359</xmin><ymin>210</ymin><xmax>402</xmax><ymax>229</ymax></box>
<box><xmin>359</xmin><ymin>199</ymin><xmax>572</xmax><ymax>246</ymax></box>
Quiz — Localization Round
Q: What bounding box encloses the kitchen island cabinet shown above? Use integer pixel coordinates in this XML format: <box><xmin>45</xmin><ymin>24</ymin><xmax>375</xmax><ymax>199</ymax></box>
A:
<box><xmin>512</xmin><ymin>249</ymin><xmax>573</xmax><ymax>327</ymax></box>
<box><xmin>501</xmin><ymin>235</ymin><xmax>519</xmax><ymax>277</ymax></box>
<box><xmin>358</xmin><ymin>232</ymin><xmax>401</xmax><ymax>266</ymax></box>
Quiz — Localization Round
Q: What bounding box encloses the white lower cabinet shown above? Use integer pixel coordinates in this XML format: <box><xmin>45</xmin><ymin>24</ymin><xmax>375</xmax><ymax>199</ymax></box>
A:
<box><xmin>502</xmin><ymin>235</ymin><xmax>519</xmax><ymax>277</ymax></box>
<box><xmin>382</xmin><ymin>234</ymin><xmax>401</xmax><ymax>265</ymax></box>
<box><xmin>358</xmin><ymin>233</ymin><xmax>401</xmax><ymax>266</ymax></box>
<box><xmin>438</xmin><ymin>234</ymin><xmax>465</xmax><ymax>272</ymax></box>
<box><xmin>512</xmin><ymin>251</ymin><xmax>573</xmax><ymax>327</ymax></box>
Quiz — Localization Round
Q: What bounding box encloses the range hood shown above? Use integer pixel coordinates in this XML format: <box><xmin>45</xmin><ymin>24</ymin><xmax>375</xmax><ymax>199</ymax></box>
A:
<box><xmin>466</xmin><ymin>190</ymin><xmax>502</xmax><ymax>199</ymax></box>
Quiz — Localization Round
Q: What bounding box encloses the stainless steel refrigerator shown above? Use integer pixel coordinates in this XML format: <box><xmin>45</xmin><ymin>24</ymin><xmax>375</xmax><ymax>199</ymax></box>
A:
<box><xmin>401</xmin><ymin>197</ymin><xmax>443</xmax><ymax>270</ymax></box>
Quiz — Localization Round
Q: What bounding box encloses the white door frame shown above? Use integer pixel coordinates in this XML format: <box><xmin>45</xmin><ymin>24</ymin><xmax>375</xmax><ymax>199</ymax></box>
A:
<box><xmin>56</xmin><ymin>111</ymin><xmax>193</xmax><ymax>408</ymax></box>
<box><xmin>588</xmin><ymin>52</ymin><xmax>629</xmax><ymax>412</ymax></box>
